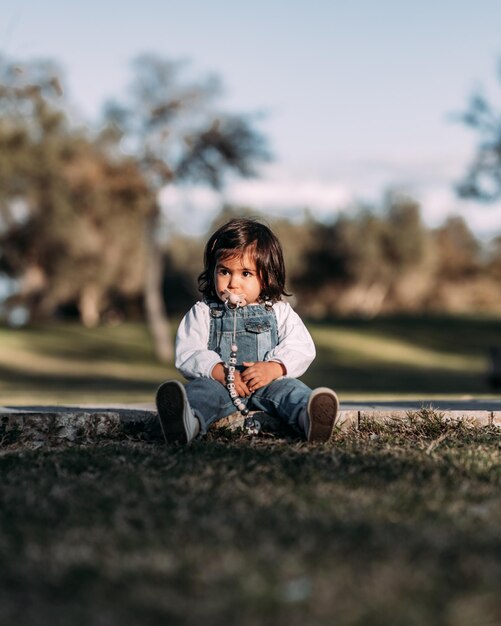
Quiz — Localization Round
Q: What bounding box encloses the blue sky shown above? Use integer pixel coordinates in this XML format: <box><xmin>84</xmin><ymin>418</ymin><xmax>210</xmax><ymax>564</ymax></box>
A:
<box><xmin>3</xmin><ymin>0</ymin><xmax>501</xmax><ymax>236</ymax></box>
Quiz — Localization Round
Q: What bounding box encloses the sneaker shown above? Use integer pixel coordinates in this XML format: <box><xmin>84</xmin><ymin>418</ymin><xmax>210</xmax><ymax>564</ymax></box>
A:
<box><xmin>306</xmin><ymin>387</ymin><xmax>339</xmax><ymax>443</ymax></box>
<box><xmin>155</xmin><ymin>380</ymin><xmax>199</xmax><ymax>444</ymax></box>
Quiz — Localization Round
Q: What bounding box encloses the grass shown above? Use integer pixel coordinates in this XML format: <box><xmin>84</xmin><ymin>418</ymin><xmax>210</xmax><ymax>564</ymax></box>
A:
<box><xmin>0</xmin><ymin>314</ymin><xmax>500</xmax><ymax>404</ymax></box>
<box><xmin>1</xmin><ymin>412</ymin><xmax>500</xmax><ymax>625</ymax></box>
<box><xmin>1</xmin><ymin>317</ymin><xmax>500</xmax><ymax>623</ymax></box>
<box><xmin>0</xmin><ymin>322</ymin><xmax>175</xmax><ymax>404</ymax></box>
<box><xmin>302</xmin><ymin>314</ymin><xmax>501</xmax><ymax>398</ymax></box>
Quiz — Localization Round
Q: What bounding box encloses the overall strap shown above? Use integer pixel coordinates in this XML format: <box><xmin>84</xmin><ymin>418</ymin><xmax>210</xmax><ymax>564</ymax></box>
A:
<box><xmin>207</xmin><ymin>298</ymin><xmax>225</xmax><ymax>318</ymax></box>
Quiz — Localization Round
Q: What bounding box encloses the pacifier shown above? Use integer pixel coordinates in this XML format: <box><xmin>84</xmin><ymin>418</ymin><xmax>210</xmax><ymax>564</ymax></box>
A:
<box><xmin>222</xmin><ymin>289</ymin><xmax>247</xmax><ymax>309</ymax></box>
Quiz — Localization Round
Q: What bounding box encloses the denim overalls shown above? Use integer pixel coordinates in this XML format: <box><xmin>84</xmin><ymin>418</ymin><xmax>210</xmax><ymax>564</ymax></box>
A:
<box><xmin>185</xmin><ymin>300</ymin><xmax>312</xmax><ymax>434</ymax></box>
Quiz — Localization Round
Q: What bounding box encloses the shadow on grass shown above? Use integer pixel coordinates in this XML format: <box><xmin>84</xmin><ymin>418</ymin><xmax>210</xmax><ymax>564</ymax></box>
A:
<box><xmin>3</xmin><ymin>323</ymin><xmax>160</xmax><ymax>364</ymax></box>
<box><xmin>303</xmin><ymin>345</ymin><xmax>491</xmax><ymax>394</ymax></box>
<box><xmin>0</xmin><ymin>363</ymin><xmax>160</xmax><ymax>395</ymax></box>
<box><xmin>313</xmin><ymin>314</ymin><xmax>501</xmax><ymax>356</ymax></box>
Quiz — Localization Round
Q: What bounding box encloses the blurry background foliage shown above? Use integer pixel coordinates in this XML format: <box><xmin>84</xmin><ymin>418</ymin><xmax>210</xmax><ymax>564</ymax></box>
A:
<box><xmin>1</xmin><ymin>52</ymin><xmax>501</xmax><ymax>343</ymax></box>
<box><xmin>0</xmin><ymin>53</ymin><xmax>269</xmax><ymax>362</ymax></box>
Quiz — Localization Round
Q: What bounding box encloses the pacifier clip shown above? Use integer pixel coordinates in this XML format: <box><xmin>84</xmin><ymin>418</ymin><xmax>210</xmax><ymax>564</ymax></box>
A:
<box><xmin>222</xmin><ymin>290</ymin><xmax>261</xmax><ymax>435</ymax></box>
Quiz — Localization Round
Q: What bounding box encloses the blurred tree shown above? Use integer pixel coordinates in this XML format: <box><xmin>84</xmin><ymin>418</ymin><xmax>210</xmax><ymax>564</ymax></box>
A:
<box><xmin>382</xmin><ymin>192</ymin><xmax>427</xmax><ymax>268</ymax></box>
<box><xmin>456</xmin><ymin>62</ymin><xmax>501</xmax><ymax>201</ymax></box>
<box><xmin>103</xmin><ymin>55</ymin><xmax>269</xmax><ymax>361</ymax></box>
<box><xmin>299</xmin><ymin>207</ymin><xmax>394</xmax><ymax>285</ymax></box>
<box><xmin>295</xmin><ymin>195</ymin><xmax>432</xmax><ymax>316</ymax></box>
<box><xmin>0</xmin><ymin>55</ymin><xmax>152</xmax><ymax>326</ymax></box>
<box><xmin>433</xmin><ymin>216</ymin><xmax>480</xmax><ymax>280</ymax></box>
<box><xmin>487</xmin><ymin>235</ymin><xmax>501</xmax><ymax>281</ymax></box>
<box><xmin>267</xmin><ymin>212</ymin><xmax>316</xmax><ymax>290</ymax></box>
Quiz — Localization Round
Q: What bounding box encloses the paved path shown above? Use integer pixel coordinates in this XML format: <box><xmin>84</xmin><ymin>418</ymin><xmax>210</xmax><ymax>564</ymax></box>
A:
<box><xmin>342</xmin><ymin>399</ymin><xmax>501</xmax><ymax>411</ymax></box>
<box><xmin>3</xmin><ymin>399</ymin><xmax>501</xmax><ymax>413</ymax></box>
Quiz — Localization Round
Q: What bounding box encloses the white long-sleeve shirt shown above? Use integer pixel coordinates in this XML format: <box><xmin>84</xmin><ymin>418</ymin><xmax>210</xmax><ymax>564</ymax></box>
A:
<box><xmin>175</xmin><ymin>300</ymin><xmax>316</xmax><ymax>380</ymax></box>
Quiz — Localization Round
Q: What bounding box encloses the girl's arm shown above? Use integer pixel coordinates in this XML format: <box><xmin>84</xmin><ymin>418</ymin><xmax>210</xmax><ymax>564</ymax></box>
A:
<box><xmin>264</xmin><ymin>301</ymin><xmax>316</xmax><ymax>378</ymax></box>
<box><xmin>176</xmin><ymin>302</ymin><xmax>251</xmax><ymax>395</ymax></box>
<box><xmin>175</xmin><ymin>302</ymin><xmax>224</xmax><ymax>380</ymax></box>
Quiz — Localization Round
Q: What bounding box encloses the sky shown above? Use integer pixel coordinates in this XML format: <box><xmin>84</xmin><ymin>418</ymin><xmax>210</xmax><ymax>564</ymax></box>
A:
<box><xmin>3</xmin><ymin>0</ymin><xmax>501</xmax><ymax>238</ymax></box>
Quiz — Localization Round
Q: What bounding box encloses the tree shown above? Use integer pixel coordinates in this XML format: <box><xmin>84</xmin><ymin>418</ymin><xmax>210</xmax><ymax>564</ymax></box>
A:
<box><xmin>0</xmin><ymin>55</ymin><xmax>152</xmax><ymax>326</ymax></box>
<box><xmin>433</xmin><ymin>216</ymin><xmax>480</xmax><ymax>281</ymax></box>
<box><xmin>103</xmin><ymin>54</ymin><xmax>269</xmax><ymax>361</ymax></box>
<box><xmin>456</xmin><ymin>62</ymin><xmax>501</xmax><ymax>201</ymax></box>
<box><xmin>292</xmin><ymin>193</ymin><xmax>433</xmax><ymax>317</ymax></box>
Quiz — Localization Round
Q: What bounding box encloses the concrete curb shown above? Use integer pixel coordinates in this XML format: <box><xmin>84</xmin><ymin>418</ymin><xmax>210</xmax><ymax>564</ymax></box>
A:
<box><xmin>340</xmin><ymin>400</ymin><xmax>501</xmax><ymax>429</ymax></box>
<box><xmin>0</xmin><ymin>406</ymin><xmax>161</xmax><ymax>448</ymax></box>
<box><xmin>1</xmin><ymin>401</ymin><xmax>500</xmax><ymax>448</ymax></box>
<box><xmin>0</xmin><ymin>405</ymin><xmax>292</xmax><ymax>447</ymax></box>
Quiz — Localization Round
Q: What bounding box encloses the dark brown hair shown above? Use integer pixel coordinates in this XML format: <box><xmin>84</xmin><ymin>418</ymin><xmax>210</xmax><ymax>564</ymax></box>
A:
<box><xmin>198</xmin><ymin>218</ymin><xmax>289</xmax><ymax>302</ymax></box>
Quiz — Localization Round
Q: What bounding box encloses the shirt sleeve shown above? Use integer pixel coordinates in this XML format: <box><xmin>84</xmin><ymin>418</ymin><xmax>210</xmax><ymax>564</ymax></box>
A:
<box><xmin>175</xmin><ymin>301</ymin><xmax>223</xmax><ymax>380</ymax></box>
<box><xmin>265</xmin><ymin>301</ymin><xmax>316</xmax><ymax>378</ymax></box>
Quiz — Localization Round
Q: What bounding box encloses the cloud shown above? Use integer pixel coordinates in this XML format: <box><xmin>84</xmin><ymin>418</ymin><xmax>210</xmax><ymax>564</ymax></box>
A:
<box><xmin>227</xmin><ymin>177</ymin><xmax>352</xmax><ymax>212</ymax></box>
<box><xmin>159</xmin><ymin>159</ymin><xmax>501</xmax><ymax>239</ymax></box>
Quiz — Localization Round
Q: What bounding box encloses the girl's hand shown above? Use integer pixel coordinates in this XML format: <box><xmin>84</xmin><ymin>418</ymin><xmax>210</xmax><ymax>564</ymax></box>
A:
<box><xmin>233</xmin><ymin>370</ymin><xmax>251</xmax><ymax>398</ymax></box>
<box><xmin>241</xmin><ymin>361</ymin><xmax>285</xmax><ymax>392</ymax></box>
<box><xmin>211</xmin><ymin>362</ymin><xmax>251</xmax><ymax>397</ymax></box>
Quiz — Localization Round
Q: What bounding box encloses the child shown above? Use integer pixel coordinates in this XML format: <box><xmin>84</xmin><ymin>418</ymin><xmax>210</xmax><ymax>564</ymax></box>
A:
<box><xmin>156</xmin><ymin>217</ymin><xmax>339</xmax><ymax>443</ymax></box>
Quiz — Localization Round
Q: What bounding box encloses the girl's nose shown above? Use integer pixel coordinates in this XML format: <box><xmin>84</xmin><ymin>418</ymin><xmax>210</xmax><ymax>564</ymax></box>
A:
<box><xmin>228</xmin><ymin>273</ymin><xmax>239</xmax><ymax>288</ymax></box>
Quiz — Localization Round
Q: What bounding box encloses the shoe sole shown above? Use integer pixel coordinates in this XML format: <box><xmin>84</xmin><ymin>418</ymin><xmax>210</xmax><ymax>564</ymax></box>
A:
<box><xmin>155</xmin><ymin>381</ymin><xmax>189</xmax><ymax>444</ymax></box>
<box><xmin>307</xmin><ymin>388</ymin><xmax>339</xmax><ymax>443</ymax></box>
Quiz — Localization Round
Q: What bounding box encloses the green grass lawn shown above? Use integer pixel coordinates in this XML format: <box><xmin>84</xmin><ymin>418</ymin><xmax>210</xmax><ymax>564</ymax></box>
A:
<box><xmin>0</xmin><ymin>322</ymin><xmax>175</xmax><ymax>404</ymax></box>
<box><xmin>0</xmin><ymin>314</ymin><xmax>500</xmax><ymax>404</ymax></box>
<box><xmin>1</xmin><ymin>414</ymin><xmax>500</xmax><ymax>625</ymax></box>
<box><xmin>303</xmin><ymin>315</ymin><xmax>501</xmax><ymax>398</ymax></box>
<box><xmin>1</xmin><ymin>318</ymin><xmax>500</xmax><ymax>624</ymax></box>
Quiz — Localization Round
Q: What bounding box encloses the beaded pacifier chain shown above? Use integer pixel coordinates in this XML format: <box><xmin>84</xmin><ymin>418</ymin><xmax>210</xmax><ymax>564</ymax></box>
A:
<box><xmin>222</xmin><ymin>290</ymin><xmax>261</xmax><ymax>435</ymax></box>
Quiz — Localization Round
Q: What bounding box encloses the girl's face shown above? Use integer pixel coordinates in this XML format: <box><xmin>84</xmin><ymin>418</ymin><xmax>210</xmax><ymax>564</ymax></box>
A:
<box><xmin>214</xmin><ymin>249</ymin><xmax>262</xmax><ymax>305</ymax></box>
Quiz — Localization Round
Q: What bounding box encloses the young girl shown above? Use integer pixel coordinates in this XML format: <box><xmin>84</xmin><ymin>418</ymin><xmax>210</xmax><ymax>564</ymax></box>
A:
<box><xmin>156</xmin><ymin>217</ymin><xmax>339</xmax><ymax>443</ymax></box>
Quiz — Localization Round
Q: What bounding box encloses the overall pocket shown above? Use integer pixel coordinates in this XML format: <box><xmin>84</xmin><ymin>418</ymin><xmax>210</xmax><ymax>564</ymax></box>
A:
<box><xmin>244</xmin><ymin>320</ymin><xmax>272</xmax><ymax>360</ymax></box>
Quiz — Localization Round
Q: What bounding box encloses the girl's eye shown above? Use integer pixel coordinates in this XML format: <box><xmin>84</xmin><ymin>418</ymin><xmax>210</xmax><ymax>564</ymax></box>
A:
<box><xmin>218</xmin><ymin>268</ymin><xmax>228</xmax><ymax>275</ymax></box>
<box><xmin>242</xmin><ymin>271</ymin><xmax>252</xmax><ymax>277</ymax></box>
